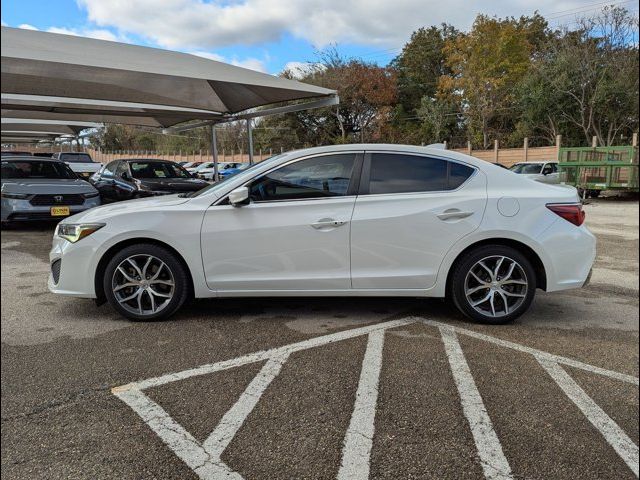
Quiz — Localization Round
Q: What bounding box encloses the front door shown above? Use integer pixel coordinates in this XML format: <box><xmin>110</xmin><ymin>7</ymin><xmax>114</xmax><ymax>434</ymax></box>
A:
<box><xmin>201</xmin><ymin>152</ymin><xmax>362</xmax><ymax>292</ymax></box>
<box><xmin>350</xmin><ymin>152</ymin><xmax>487</xmax><ymax>290</ymax></box>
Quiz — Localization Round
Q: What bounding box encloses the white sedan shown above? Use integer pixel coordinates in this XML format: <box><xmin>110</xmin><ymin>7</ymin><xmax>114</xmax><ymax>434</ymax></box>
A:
<box><xmin>48</xmin><ymin>145</ymin><xmax>596</xmax><ymax>324</ymax></box>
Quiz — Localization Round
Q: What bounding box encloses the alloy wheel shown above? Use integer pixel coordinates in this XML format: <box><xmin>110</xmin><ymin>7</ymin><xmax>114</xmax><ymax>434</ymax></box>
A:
<box><xmin>111</xmin><ymin>254</ymin><xmax>175</xmax><ymax>316</ymax></box>
<box><xmin>464</xmin><ymin>255</ymin><xmax>528</xmax><ymax>318</ymax></box>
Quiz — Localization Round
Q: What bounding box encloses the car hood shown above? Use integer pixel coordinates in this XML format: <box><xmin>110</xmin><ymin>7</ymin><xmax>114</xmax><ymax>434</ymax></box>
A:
<box><xmin>1</xmin><ymin>178</ymin><xmax>97</xmax><ymax>194</ymax></box>
<box><xmin>137</xmin><ymin>178</ymin><xmax>209</xmax><ymax>191</ymax></box>
<box><xmin>63</xmin><ymin>194</ymin><xmax>190</xmax><ymax>223</ymax></box>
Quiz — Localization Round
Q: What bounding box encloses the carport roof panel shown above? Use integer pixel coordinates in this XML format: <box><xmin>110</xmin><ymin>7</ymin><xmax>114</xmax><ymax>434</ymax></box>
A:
<box><xmin>1</xmin><ymin>26</ymin><xmax>336</xmax><ymax>115</ymax></box>
<box><xmin>1</xmin><ymin>118</ymin><xmax>101</xmax><ymax>135</ymax></box>
<box><xmin>1</xmin><ymin>95</ymin><xmax>226</xmax><ymax>128</ymax></box>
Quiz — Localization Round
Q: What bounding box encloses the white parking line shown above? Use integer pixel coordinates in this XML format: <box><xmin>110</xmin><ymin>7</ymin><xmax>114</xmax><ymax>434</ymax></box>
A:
<box><xmin>203</xmin><ymin>352</ymin><xmax>290</xmax><ymax>457</ymax></box>
<box><xmin>439</xmin><ymin>325</ymin><xmax>514</xmax><ymax>480</ymax></box>
<box><xmin>113</xmin><ymin>317</ymin><xmax>639</xmax><ymax>480</ymax></box>
<box><xmin>422</xmin><ymin>318</ymin><xmax>639</xmax><ymax>386</ymax></box>
<box><xmin>537</xmin><ymin>357</ymin><xmax>639</xmax><ymax>477</ymax></box>
<box><xmin>338</xmin><ymin>330</ymin><xmax>385</xmax><ymax>480</ymax></box>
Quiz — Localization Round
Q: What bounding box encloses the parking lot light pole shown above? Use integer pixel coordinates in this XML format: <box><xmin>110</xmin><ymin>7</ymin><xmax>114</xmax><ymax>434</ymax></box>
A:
<box><xmin>247</xmin><ymin>119</ymin><xmax>254</xmax><ymax>165</ymax></box>
<box><xmin>212</xmin><ymin>124</ymin><xmax>219</xmax><ymax>182</ymax></box>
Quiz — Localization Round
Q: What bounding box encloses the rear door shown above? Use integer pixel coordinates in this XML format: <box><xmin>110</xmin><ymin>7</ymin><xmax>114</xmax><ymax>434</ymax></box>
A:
<box><xmin>350</xmin><ymin>151</ymin><xmax>487</xmax><ymax>289</ymax></box>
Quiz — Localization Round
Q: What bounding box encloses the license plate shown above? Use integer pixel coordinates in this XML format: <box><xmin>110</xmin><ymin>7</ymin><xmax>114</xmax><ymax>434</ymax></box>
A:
<box><xmin>51</xmin><ymin>206</ymin><xmax>70</xmax><ymax>216</ymax></box>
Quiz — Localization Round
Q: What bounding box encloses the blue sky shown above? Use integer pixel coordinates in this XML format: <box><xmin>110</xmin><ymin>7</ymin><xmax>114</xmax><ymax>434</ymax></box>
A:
<box><xmin>2</xmin><ymin>0</ymin><xmax>638</xmax><ymax>75</ymax></box>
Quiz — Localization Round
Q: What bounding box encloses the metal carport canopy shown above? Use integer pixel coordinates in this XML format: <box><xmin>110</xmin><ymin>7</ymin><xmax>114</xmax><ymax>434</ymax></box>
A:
<box><xmin>1</xmin><ymin>26</ymin><xmax>338</xmax><ymax>127</ymax></box>
<box><xmin>1</xmin><ymin>118</ymin><xmax>101</xmax><ymax>136</ymax></box>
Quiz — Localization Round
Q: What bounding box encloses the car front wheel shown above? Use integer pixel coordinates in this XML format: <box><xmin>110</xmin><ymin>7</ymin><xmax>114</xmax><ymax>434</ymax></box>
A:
<box><xmin>450</xmin><ymin>245</ymin><xmax>536</xmax><ymax>324</ymax></box>
<box><xmin>103</xmin><ymin>244</ymin><xmax>190</xmax><ymax>321</ymax></box>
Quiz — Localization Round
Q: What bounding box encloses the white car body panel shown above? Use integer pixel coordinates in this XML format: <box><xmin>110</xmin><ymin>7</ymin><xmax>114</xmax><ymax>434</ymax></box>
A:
<box><xmin>201</xmin><ymin>196</ymin><xmax>355</xmax><ymax>290</ymax></box>
<box><xmin>350</xmin><ymin>171</ymin><xmax>487</xmax><ymax>289</ymax></box>
<box><xmin>48</xmin><ymin>144</ymin><xmax>595</xmax><ymax>303</ymax></box>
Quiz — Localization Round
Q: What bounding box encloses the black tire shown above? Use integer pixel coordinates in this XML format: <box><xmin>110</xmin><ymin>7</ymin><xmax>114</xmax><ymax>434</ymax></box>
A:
<box><xmin>450</xmin><ymin>245</ymin><xmax>537</xmax><ymax>325</ymax></box>
<box><xmin>102</xmin><ymin>243</ymin><xmax>190</xmax><ymax>321</ymax></box>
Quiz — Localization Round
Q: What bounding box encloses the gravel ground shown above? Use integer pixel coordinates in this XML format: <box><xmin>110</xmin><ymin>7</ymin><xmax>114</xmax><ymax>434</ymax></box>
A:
<box><xmin>1</xmin><ymin>197</ymin><xmax>638</xmax><ymax>480</ymax></box>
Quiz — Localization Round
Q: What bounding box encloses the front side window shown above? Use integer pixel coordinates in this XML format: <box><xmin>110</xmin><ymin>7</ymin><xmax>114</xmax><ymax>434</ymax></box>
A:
<box><xmin>1</xmin><ymin>161</ymin><xmax>77</xmax><ymax>179</ymax></box>
<box><xmin>249</xmin><ymin>154</ymin><xmax>356</xmax><ymax>202</ymax></box>
<box><xmin>129</xmin><ymin>161</ymin><xmax>191</xmax><ymax>179</ymax></box>
<box><xmin>367</xmin><ymin>153</ymin><xmax>474</xmax><ymax>194</ymax></box>
<box><xmin>102</xmin><ymin>161</ymin><xmax>119</xmax><ymax>177</ymax></box>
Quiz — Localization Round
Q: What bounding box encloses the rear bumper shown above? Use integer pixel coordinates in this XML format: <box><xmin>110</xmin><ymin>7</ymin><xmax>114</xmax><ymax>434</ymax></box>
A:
<box><xmin>536</xmin><ymin>220</ymin><xmax>597</xmax><ymax>292</ymax></box>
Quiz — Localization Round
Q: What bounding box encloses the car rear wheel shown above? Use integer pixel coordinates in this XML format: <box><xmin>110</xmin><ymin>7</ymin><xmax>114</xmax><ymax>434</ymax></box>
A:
<box><xmin>450</xmin><ymin>245</ymin><xmax>536</xmax><ymax>324</ymax></box>
<box><xmin>103</xmin><ymin>244</ymin><xmax>189</xmax><ymax>321</ymax></box>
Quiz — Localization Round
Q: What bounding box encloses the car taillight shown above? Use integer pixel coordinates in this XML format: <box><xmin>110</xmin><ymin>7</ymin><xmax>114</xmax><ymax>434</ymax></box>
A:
<box><xmin>546</xmin><ymin>203</ymin><xmax>585</xmax><ymax>226</ymax></box>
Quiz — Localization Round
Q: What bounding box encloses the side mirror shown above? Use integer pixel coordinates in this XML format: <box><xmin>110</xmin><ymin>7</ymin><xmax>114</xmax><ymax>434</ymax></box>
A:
<box><xmin>229</xmin><ymin>186</ymin><xmax>250</xmax><ymax>207</ymax></box>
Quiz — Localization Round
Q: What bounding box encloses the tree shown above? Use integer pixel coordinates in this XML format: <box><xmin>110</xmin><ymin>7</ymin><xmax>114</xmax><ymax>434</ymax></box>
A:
<box><xmin>518</xmin><ymin>7</ymin><xmax>639</xmax><ymax>146</ymax></box>
<box><xmin>439</xmin><ymin>14</ymin><xmax>547</xmax><ymax>148</ymax></box>
<box><xmin>257</xmin><ymin>49</ymin><xmax>398</xmax><ymax>147</ymax></box>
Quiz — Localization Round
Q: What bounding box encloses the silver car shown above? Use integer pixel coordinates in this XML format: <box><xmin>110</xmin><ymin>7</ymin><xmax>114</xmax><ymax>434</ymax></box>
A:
<box><xmin>1</xmin><ymin>156</ymin><xmax>101</xmax><ymax>224</ymax></box>
<box><xmin>509</xmin><ymin>161</ymin><xmax>560</xmax><ymax>184</ymax></box>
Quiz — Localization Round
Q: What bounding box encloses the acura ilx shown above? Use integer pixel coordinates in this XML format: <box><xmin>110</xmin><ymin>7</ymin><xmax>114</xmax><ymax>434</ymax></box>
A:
<box><xmin>48</xmin><ymin>145</ymin><xmax>596</xmax><ymax>324</ymax></box>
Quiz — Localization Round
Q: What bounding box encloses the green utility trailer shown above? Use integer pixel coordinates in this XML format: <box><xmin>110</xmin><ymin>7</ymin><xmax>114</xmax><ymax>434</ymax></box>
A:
<box><xmin>558</xmin><ymin>145</ymin><xmax>639</xmax><ymax>198</ymax></box>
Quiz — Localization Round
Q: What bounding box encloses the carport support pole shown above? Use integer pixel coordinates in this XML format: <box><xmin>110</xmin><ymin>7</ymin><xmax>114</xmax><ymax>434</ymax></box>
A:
<box><xmin>211</xmin><ymin>125</ymin><xmax>220</xmax><ymax>182</ymax></box>
<box><xmin>247</xmin><ymin>119</ymin><xmax>254</xmax><ymax>165</ymax></box>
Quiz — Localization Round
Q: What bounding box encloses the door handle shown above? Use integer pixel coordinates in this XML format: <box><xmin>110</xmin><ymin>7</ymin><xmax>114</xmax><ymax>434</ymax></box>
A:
<box><xmin>311</xmin><ymin>219</ymin><xmax>347</xmax><ymax>229</ymax></box>
<box><xmin>437</xmin><ymin>209</ymin><xmax>474</xmax><ymax>220</ymax></box>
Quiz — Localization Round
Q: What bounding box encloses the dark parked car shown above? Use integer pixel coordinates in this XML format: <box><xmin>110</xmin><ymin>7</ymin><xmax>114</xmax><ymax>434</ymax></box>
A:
<box><xmin>89</xmin><ymin>159</ymin><xmax>209</xmax><ymax>202</ymax></box>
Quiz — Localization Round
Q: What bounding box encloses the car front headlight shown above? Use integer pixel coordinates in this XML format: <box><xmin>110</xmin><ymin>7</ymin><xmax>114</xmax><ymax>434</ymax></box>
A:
<box><xmin>1</xmin><ymin>192</ymin><xmax>30</xmax><ymax>199</ymax></box>
<box><xmin>57</xmin><ymin>223</ymin><xmax>105</xmax><ymax>243</ymax></box>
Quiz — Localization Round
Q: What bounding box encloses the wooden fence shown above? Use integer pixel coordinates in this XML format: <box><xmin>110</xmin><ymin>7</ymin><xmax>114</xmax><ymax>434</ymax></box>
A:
<box><xmin>10</xmin><ymin>135</ymin><xmax>636</xmax><ymax>168</ymax></box>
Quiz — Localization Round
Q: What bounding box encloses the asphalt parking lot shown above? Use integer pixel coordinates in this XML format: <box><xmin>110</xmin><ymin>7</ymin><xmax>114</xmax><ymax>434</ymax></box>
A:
<box><xmin>1</xmin><ymin>197</ymin><xmax>638</xmax><ymax>480</ymax></box>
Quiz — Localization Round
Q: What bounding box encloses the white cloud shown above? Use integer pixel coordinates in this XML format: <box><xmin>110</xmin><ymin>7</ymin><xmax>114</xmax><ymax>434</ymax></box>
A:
<box><xmin>14</xmin><ymin>23</ymin><xmax>124</xmax><ymax>42</ymax></box>
<box><xmin>46</xmin><ymin>26</ymin><xmax>121</xmax><ymax>42</ymax></box>
<box><xmin>76</xmin><ymin>0</ymin><xmax>594</xmax><ymax>50</ymax></box>
<box><xmin>230</xmin><ymin>57</ymin><xmax>267</xmax><ymax>73</ymax></box>
<box><xmin>191</xmin><ymin>51</ymin><xmax>267</xmax><ymax>72</ymax></box>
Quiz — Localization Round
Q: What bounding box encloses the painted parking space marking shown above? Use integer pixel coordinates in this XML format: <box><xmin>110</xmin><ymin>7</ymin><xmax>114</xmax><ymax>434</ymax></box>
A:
<box><xmin>440</xmin><ymin>325</ymin><xmax>513</xmax><ymax>480</ymax></box>
<box><xmin>113</xmin><ymin>316</ymin><xmax>639</xmax><ymax>480</ymax></box>
<box><xmin>537</xmin><ymin>357</ymin><xmax>639</xmax><ymax>477</ymax></box>
<box><xmin>337</xmin><ymin>329</ymin><xmax>385</xmax><ymax>480</ymax></box>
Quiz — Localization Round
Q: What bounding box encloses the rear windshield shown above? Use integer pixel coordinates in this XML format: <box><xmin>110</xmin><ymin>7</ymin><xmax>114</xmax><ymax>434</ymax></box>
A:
<box><xmin>510</xmin><ymin>163</ymin><xmax>543</xmax><ymax>174</ymax></box>
<box><xmin>130</xmin><ymin>161</ymin><xmax>192</xmax><ymax>179</ymax></box>
<box><xmin>59</xmin><ymin>153</ymin><xmax>94</xmax><ymax>163</ymax></box>
<box><xmin>1</xmin><ymin>161</ymin><xmax>78</xmax><ymax>179</ymax></box>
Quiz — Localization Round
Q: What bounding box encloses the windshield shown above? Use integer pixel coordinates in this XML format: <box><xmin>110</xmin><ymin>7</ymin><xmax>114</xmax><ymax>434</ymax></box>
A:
<box><xmin>59</xmin><ymin>153</ymin><xmax>94</xmax><ymax>163</ymax></box>
<box><xmin>1</xmin><ymin>160</ymin><xmax>78</xmax><ymax>179</ymax></box>
<box><xmin>510</xmin><ymin>163</ymin><xmax>543</xmax><ymax>174</ymax></box>
<box><xmin>192</xmin><ymin>163</ymin><xmax>213</xmax><ymax>171</ymax></box>
<box><xmin>130</xmin><ymin>161</ymin><xmax>192</xmax><ymax>179</ymax></box>
<box><xmin>188</xmin><ymin>155</ymin><xmax>286</xmax><ymax>198</ymax></box>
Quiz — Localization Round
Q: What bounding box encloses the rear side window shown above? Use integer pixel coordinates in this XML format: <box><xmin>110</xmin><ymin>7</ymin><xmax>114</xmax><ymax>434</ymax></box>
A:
<box><xmin>367</xmin><ymin>153</ymin><xmax>474</xmax><ymax>194</ymax></box>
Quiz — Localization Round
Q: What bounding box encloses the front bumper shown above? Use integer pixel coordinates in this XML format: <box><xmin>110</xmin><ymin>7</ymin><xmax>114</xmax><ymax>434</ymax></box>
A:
<box><xmin>48</xmin><ymin>232</ymin><xmax>99</xmax><ymax>298</ymax></box>
<box><xmin>1</xmin><ymin>197</ymin><xmax>101</xmax><ymax>222</ymax></box>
